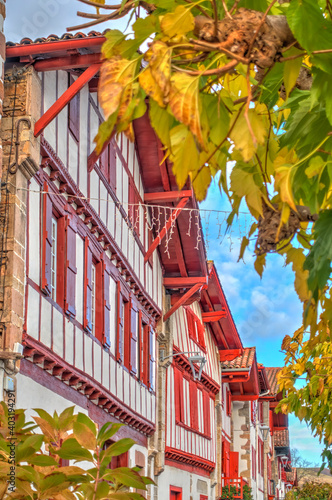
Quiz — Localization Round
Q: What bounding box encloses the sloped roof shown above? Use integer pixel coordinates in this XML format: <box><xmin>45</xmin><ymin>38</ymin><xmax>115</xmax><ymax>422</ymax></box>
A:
<box><xmin>274</xmin><ymin>428</ymin><xmax>289</xmax><ymax>447</ymax></box>
<box><xmin>286</xmin><ymin>468</ymin><xmax>297</xmax><ymax>484</ymax></box>
<box><xmin>221</xmin><ymin>347</ymin><xmax>255</xmax><ymax>370</ymax></box>
<box><xmin>6</xmin><ymin>30</ymin><xmax>106</xmax><ymax>46</ymax></box>
<box><xmin>265</xmin><ymin>367</ymin><xmax>282</xmax><ymax>396</ymax></box>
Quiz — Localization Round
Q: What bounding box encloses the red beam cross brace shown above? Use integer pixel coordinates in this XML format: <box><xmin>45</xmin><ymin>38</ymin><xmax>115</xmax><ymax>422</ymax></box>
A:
<box><xmin>202</xmin><ymin>309</ymin><xmax>227</xmax><ymax>322</ymax></box>
<box><xmin>163</xmin><ymin>276</ymin><xmax>208</xmax><ymax>322</ymax></box>
<box><xmin>144</xmin><ymin>197</ymin><xmax>189</xmax><ymax>264</ymax></box>
<box><xmin>34</xmin><ymin>62</ymin><xmax>101</xmax><ymax>138</ymax></box>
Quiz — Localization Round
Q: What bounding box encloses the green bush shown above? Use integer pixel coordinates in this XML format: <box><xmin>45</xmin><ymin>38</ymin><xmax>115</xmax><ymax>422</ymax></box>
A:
<box><xmin>220</xmin><ymin>482</ymin><xmax>253</xmax><ymax>499</ymax></box>
<box><xmin>0</xmin><ymin>402</ymin><xmax>154</xmax><ymax>499</ymax></box>
<box><xmin>285</xmin><ymin>482</ymin><xmax>332</xmax><ymax>500</ymax></box>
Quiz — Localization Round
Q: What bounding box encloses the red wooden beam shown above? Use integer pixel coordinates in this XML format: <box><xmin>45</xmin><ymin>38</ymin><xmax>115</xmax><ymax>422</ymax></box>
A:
<box><xmin>163</xmin><ymin>282</ymin><xmax>203</xmax><ymax>322</ymax></box>
<box><xmin>219</xmin><ymin>349</ymin><xmax>243</xmax><ymax>362</ymax></box>
<box><xmin>34</xmin><ymin>53</ymin><xmax>101</xmax><ymax>72</ymax></box>
<box><xmin>144</xmin><ymin>190</ymin><xmax>192</xmax><ymax>203</ymax></box>
<box><xmin>6</xmin><ymin>36</ymin><xmax>106</xmax><ymax>58</ymax></box>
<box><xmin>202</xmin><ymin>310</ymin><xmax>227</xmax><ymax>322</ymax></box>
<box><xmin>144</xmin><ymin>197</ymin><xmax>189</xmax><ymax>264</ymax></box>
<box><xmin>163</xmin><ymin>276</ymin><xmax>208</xmax><ymax>288</ymax></box>
<box><xmin>231</xmin><ymin>395</ymin><xmax>259</xmax><ymax>401</ymax></box>
<box><xmin>34</xmin><ymin>63</ymin><xmax>101</xmax><ymax>138</ymax></box>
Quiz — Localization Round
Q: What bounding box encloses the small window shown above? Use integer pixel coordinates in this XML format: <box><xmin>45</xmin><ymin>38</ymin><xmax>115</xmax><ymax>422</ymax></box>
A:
<box><xmin>91</xmin><ymin>263</ymin><xmax>96</xmax><ymax>335</ymax></box>
<box><xmin>50</xmin><ymin>217</ymin><xmax>57</xmax><ymax>301</ymax></box>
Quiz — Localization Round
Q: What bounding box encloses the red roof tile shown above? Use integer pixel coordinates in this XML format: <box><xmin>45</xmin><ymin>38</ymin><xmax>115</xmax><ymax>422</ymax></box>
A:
<box><xmin>265</xmin><ymin>367</ymin><xmax>282</xmax><ymax>396</ymax></box>
<box><xmin>274</xmin><ymin>428</ymin><xmax>289</xmax><ymax>447</ymax></box>
<box><xmin>6</xmin><ymin>31</ymin><xmax>107</xmax><ymax>47</ymax></box>
<box><xmin>221</xmin><ymin>347</ymin><xmax>256</xmax><ymax>370</ymax></box>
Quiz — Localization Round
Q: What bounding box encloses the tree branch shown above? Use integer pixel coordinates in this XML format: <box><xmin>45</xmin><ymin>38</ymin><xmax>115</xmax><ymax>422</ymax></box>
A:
<box><xmin>172</xmin><ymin>58</ymin><xmax>237</xmax><ymax>76</ymax></box>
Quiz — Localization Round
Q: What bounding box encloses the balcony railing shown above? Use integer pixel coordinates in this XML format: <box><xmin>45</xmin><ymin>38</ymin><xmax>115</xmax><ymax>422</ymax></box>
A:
<box><xmin>221</xmin><ymin>477</ymin><xmax>244</xmax><ymax>499</ymax></box>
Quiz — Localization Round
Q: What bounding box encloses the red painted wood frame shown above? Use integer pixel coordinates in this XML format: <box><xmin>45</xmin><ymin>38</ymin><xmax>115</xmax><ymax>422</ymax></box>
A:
<box><xmin>6</xmin><ymin>36</ymin><xmax>106</xmax><ymax>58</ymax></box>
<box><xmin>34</xmin><ymin>63</ymin><xmax>101</xmax><ymax>137</ymax></box>
<box><xmin>144</xmin><ymin>190</ymin><xmax>192</xmax><ymax>203</ymax></box>
<box><xmin>144</xmin><ymin>197</ymin><xmax>189</xmax><ymax>264</ymax></box>
<box><xmin>170</xmin><ymin>485</ymin><xmax>182</xmax><ymax>500</ymax></box>
<box><xmin>163</xmin><ymin>282</ymin><xmax>204</xmax><ymax>322</ymax></box>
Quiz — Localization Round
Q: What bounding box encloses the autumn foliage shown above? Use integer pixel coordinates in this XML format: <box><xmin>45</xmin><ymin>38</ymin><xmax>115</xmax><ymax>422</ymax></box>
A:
<box><xmin>72</xmin><ymin>0</ymin><xmax>332</xmax><ymax>466</ymax></box>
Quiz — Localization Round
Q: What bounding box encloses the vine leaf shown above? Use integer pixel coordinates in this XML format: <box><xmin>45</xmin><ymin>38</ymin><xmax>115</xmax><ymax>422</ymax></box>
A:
<box><xmin>160</xmin><ymin>5</ymin><xmax>195</xmax><ymax>38</ymax></box>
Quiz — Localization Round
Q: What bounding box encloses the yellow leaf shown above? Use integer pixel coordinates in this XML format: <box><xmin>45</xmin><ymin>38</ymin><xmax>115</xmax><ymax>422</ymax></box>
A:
<box><xmin>283</xmin><ymin>49</ymin><xmax>303</xmax><ymax>99</ymax></box>
<box><xmin>238</xmin><ymin>236</ymin><xmax>250</xmax><ymax>262</ymax></box>
<box><xmin>145</xmin><ymin>41</ymin><xmax>171</xmax><ymax>97</ymax></box>
<box><xmin>276</xmin><ymin>203</ymin><xmax>290</xmax><ymax>241</ymax></box>
<box><xmin>229</xmin><ymin>109</ymin><xmax>267</xmax><ymax>162</ymax></box>
<box><xmin>230</xmin><ymin>168</ymin><xmax>264</xmax><ymax>217</ymax></box>
<box><xmin>98</xmin><ymin>57</ymin><xmax>138</xmax><ymax>120</ymax></box>
<box><xmin>254</xmin><ymin>254</ymin><xmax>266</xmax><ymax>278</ymax></box>
<box><xmin>281</xmin><ymin>403</ymin><xmax>289</xmax><ymax>414</ymax></box>
<box><xmin>274</xmin><ymin>165</ymin><xmax>297</xmax><ymax>211</ymax></box>
<box><xmin>139</xmin><ymin>67</ymin><xmax>165</xmax><ymax>108</ymax></box>
<box><xmin>192</xmin><ymin>166</ymin><xmax>212</xmax><ymax>201</ymax></box>
<box><xmin>160</xmin><ymin>6</ymin><xmax>195</xmax><ymax>38</ymax></box>
<box><xmin>169</xmin><ymin>73</ymin><xmax>204</xmax><ymax>148</ymax></box>
<box><xmin>170</xmin><ymin>125</ymin><xmax>200</xmax><ymax>188</ymax></box>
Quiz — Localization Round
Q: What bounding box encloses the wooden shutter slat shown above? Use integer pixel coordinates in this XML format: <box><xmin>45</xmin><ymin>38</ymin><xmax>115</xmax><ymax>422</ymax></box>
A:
<box><xmin>56</xmin><ymin>217</ymin><xmax>65</xmax><ymax>307</ymax></box>
<box><xmin>103</xmin><ymin>264</ymin><xmax>111</xmax><ymax>348</ymax></box>
<box><xmin>203</xmin><ymin>390</ymin><xmax>211</xmax><ymax>437</ymax></box>
<box><xmin>130</xmin><ymin>307</ymin><xmax>137</xmax><ymax>375</ymax></box>
<box><xmin>41</xmin><ymin>183</ymin><xmax>53</xmax><ymax>295</ymax></box>
<box><xmin>84</xmin><ymin>238</ymin><xmax>93</xmax><ymax>331</ymax></box>
<box><xmin>189</xmin><ymin>380</ymin><xmax>198</xmax><ymax>431</ymax></box>
<box><xmin>64</xmin><ymin>215</ymin><xmax>77</xmax><ymax>317</ymax></box>
<box><xmin>142</xmin><ymin>323</ymin><xmax>148</xmax><ymax>386</ymax></box>
<box><xmin>148</xmin><ymin>326</ymin><xmax>155</xmax><ymax>391</ymax></box>
<box><xmin>174</xmin><ymin>367</ymin><xmax>183</xmax><ymax>424</ymax></box>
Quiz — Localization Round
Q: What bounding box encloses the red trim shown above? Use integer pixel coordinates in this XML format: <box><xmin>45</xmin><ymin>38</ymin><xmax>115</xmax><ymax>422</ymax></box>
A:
<box><xmin>231</xmin><ymin>394</ymin><xmax>259</xmax><ymax>401</ymax></box>
<box><xmin>22</xmin><ymin>336</ymin><xmax>155</xmax><ymax>436</ymax></box>
<box><xmin>34</xmin><ymin>53</ymin><xmax>101</xmax><ymax>72</ymax></box>
<box><xmin>163</xmin><ymin>283</ymin><xmax>203</xmax><ymax>322</ymax></box>
<box><xmin>6</xmin><ymin>36</ymin><xmax>106</xmax><ymax>58</ymax></box>
<box><xmin>144</xmin><ymin>190</ymin><xmax>192</xmax><ymax>203</ymax></box>
<box><xmin>165</xmin><ymin>448</ymin><xmax>215</xmax><ymax>473</ymax></box>
<box><xmin>166</xmin><ymin>459</ymin><xmax>211</xmax><ymax>478</ymax></box>
<box><xmin>34</xmin><ymin>63</ymin><xmax>101</xmax><ymax>137</ymax></box>
<box><xmin>219</xmin><ymin>349</ymin><xmax>243</xmax><ymax>362</ymax></box>
<box><xmin>202</xmin><ymin>310</ymin><xmax>227</xmax><ymax>322</ymax></box>
<box><xmin>164</xmin><ymin>277</ymin><xmax>208</xmax><ymax>288</ymax></box>
<box><xmin>144</xmin><ymin>197</ymin><xmax>189</xmax><ymax>264</ymax></box>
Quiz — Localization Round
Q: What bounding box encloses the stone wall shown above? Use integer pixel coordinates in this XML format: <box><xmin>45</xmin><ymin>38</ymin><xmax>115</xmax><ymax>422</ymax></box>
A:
<box><xmin>0</xmin><ymin>66</ymin><xmax>40</xmax><ymax>386</ymax></box>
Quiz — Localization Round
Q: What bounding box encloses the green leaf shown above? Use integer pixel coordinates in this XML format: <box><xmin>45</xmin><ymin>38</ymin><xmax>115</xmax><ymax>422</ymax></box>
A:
<box><xmin>94</xmin><ymin>112</ymin><xmax>118</xmax><ymax>154</ymax></box>
<box><xmin>259</xmin><ymin>62</ymin><xmax>285</xmax><ymax>109</ymax></box>
<box><xmin>304</xmin><ymin>210</ymin><xmax>332</xmax><ymax>299</ymax></box>
<box><xmin>133</xmin><ymin>16</ymin><xmax>156</xmax><ymax>39</ymax></box>
<box><xmin>238</xmin><ymin>236</ymin><xmax>250</xmax><ymax>262</ymax></box>
<box><xmin>97</xmin><ymin>422</ymin><xmax>123</xmax><ymax>447</ymax></box>
<box><xmin>76</xmin><ymin>413</ymin><xmax>97</xmax><ymax>436</ymax></box>
<box><xmin>160</xmin><ymin>5</ymin><xmax>195</xmax><ymax>38</ymax></box>
<box><xmin>169</xmin><ymin>125</ymin><xmax>199</xmax><ymax>189</ymax></box>
<box><xmin>149</xmin><ymin>99</ymin><xmax>173</xmax><ymax>148</ymax></box>
<box><xmin>73</xmin><ymin>421</ymin><xmax>97</xmax><ymax>450</ymax></box>
<box><xmin>103</xmin><ymin>467</ymin><xmax>147</xmax><ymax>489</ymax></box>
<box><xmin>104</xmin><ymin>438</ymin><xmax>135</xmax><ymax>457</ymax></box>
<box><xmin>95</xmin><ymin>481</ymin><xmax>110</xmax><ymax>499</ymax></box>
<box><xmin>57</xmin><ymin>438</ymin><xmax>94</xmax><ymax>462</ymax></box>
<box><xmin>28</xmin><ymin>455</ymin><xmax>58</xmax><ymax>466</ymax></box>
<box><xmin>102</xmin><ymin>30</ymin><xmax>126</xmax><ymax>59</ymax></box>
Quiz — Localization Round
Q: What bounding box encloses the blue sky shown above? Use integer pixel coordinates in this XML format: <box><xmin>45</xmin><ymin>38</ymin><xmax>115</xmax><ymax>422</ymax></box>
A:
<box><xmin>6</xmin><ymin>0</ymin><xmax>323</xmax><ymax>465</ymax></box>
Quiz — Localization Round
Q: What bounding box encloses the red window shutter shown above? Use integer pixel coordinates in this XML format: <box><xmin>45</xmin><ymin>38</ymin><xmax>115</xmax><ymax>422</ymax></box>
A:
<box><xmin>84</xmin><ymin>238</ymin><xmax>93</xmax><ymax>332</ymax></box>
<box><xmin>203</xmin><ymin>390</ymin><xmax>211</xmax><ymax>437</ymax></box>
<box><xmin>196</xmin><ymin>319</ymin><xmax>206</xmax><ymax>350</ymax></box>
<box><xmin>103</xmin><ymin>264</ymin><xmax>111</xmax><ymax>348</ymax></box>
<box><xmin>222</xmin><ymin>440</ymin><xmax>230</xmax><ymax>476</ymax></box>
<box><xmin>41</xmin><ymin>183</ymin><xmax>53</xmax><ymax>295</ymax></box>
<box><xmin>185</xmin><ymin>308</ymin><xmax>196</xmax><ymax>341</ymax></box>
<box><xmin>94</xmin><ymin>260</ymin><xmax>103</xmax><ymax>343</ymax></box>
<box><xmin>269</xmin><ymin>409</ymin><xmax>273</xmax><ymax>435</ymax></box>
<box><xmin>56</xmin><ymin>216</ymin><xmax>65</xmax><ymax>307</ymax></box>
<box><xmin>174</xmin><ymin>366</ymin><xmax>183</xmax><ymax>423</ymax></box>
<box><xmin>116</xmin><ymin>282</ymin><xmax>123</xmax><ymax>362</ymax></box>
<box><xmin>64</xmin><ymin>216</ymin><xmax>77</xmax><ymax>317</ymax></box>
<box><xmin>148</xmin><ymin>326</ymin><xmax>155</xmax><ymax>391</ymax></box>
<box><xmin>229</xmin><ymin>451</ymin><xmax>239</xmax><ymax>479</ymax></box>
<box><xmin>189</xmin><ymin>380</ymin><xmax>198</xmax><ymax>430</ymax></box>
<box><xmin>142</xmin><ymin>323</ymin><xmax>148</xmax><ymax>386</ymax></box>
<box><xmin>123</xmin><ymin>299</ymin><xmax>131</xmax><ymax>370</ymax></box>
<box><xmin>130</xmin><ymin>306</ymin><xmax>138</xmax><ymax>375</ymax></box>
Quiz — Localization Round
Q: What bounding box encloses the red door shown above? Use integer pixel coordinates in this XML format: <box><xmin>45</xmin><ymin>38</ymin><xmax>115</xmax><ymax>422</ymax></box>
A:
<box><xmin>229</xmin><ymin>451</ymin><xmax>239</xmax><ymax>478</ymax></box>
<box><xmin>222</xmin><ymin>439</ymin><xmax>231</xmax><ymax>477</ymax></box>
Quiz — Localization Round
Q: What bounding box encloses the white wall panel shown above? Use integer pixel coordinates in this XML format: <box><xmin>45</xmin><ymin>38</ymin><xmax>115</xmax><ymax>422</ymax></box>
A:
<box><xmin>52</xmin><ymin>307</ymin><xmax>63</xmax><ymax>358</ymax></box>
<box><xmin>90</xmin><ymin>170</ymin><xmax>99</xmax><ymax>215</ymax></box>
<box><xmin>75</xmin><ymin>329</ymin><xmax>84</xmax><ymax>371</ymax></box>
<box><xmin>84</xmin><ymin>335</ymin><xmax>93</xmax><ymax>377</ymax></box>
<box><xmin>57</xmin><ymin>71</ymin><xmax>68</xmax><ymax>166</ymax></box>
<box><xmin>65</xmin><ymin>321</ymin><xmax>74</xmax><ymax>366</ymax></box>
<box><xmin>26</xmin><ymin>286</ymin><xmax>39</xmax><ymax>339</ymax></box>
<box><xmin>94</xmin><ymin>343</ymin><xmax>102</xmax><ymax>384</ymax></box>
<box><xmin>40</xmin><ymin>298</ymin><xmax>52</xmax><ymax>349</ymax></box>
<box><xmin>43</xmin><ymin>72</ymin><xmax>57</xmax><ymax>151</ymax></box>
<box><xmin>79</xmin><ymin>85</ymin><xmax>89</xmax><ymax>197</ymax></box>
<box><xmin>28</xmin><ymin>179</ymin><xmax>40</xmax><ymax>284</ymax></box>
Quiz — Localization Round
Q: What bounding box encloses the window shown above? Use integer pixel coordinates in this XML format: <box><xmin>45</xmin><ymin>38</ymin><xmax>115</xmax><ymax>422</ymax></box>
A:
<box><xmin>91</xmin><ymin>263</ymin><xmax>96</xmax><ymax>335</ymax></box>
<box><xmin>116</xmin><ymin>284</ymin><xmax>129</xmax><ymax>363</ymax></box>
<box><xmin>50</xmin><ymin>217</ymin><xmax>57</xmax><ymax>300</ymax></box>
<box><xmin>185</xmin><ymin>307</ymin><xmax>206</xmax><ymax>351</ymax></box>
<box><xmin>170</xmin><ymin>486</ymin><xmax>182</xmax><ymax>500</ymax></box>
